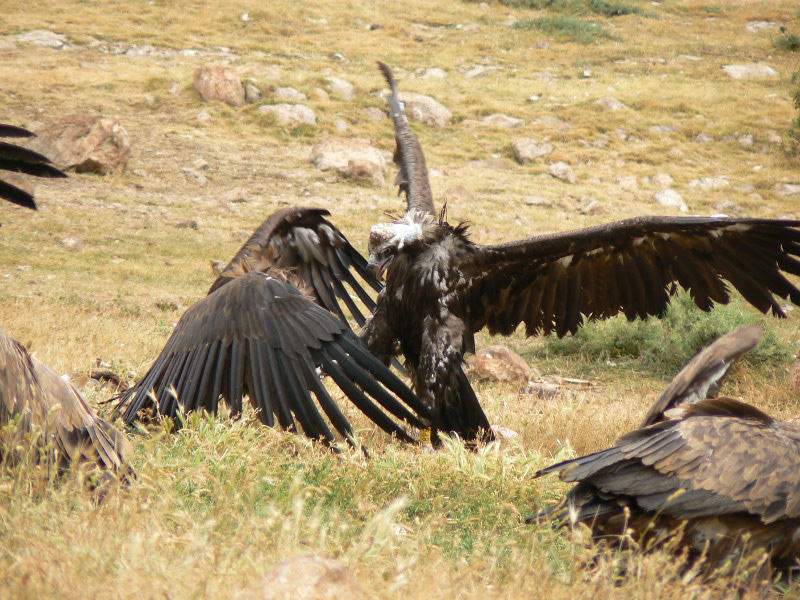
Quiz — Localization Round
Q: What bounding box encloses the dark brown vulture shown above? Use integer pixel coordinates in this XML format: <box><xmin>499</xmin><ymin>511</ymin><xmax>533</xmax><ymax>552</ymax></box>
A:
<box><xmin>117</xmin><ymin>206</ymin><xmax>431</xmax><ymax>447</ymax></box>
<box><xmin>0</xmin><ymin>327</ymin><xmax>130</xmax><ymax>480</ymax></box>
<box><xmin>529</xmin><ymin>326</ymin><xmax>800</xmax><ymax>584</ymax></box>
<box><xmin>361</xmin><ymin>62</ymin><xmax>800</xmax><ymax>444</ymax></box>
<box><xmin>0</xmin><ymin>124</ymin><xmax>66</xmax><ymax>210</ymax></box>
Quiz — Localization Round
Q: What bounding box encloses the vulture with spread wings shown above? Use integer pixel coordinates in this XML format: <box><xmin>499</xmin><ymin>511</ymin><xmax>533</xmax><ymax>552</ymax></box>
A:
<box><xmin>0</xmin><ymin>124</ymin><xmax>66</xmax><ymax>210</ymax></box>
<box><xmin>362</xmin><ymin>62</ymin><xmax>800</xmax><ymax>444</ymax></box>
<box><xmin>530</xmin><ymin>326</ymin><xmax>800</xmax><ymax>583</ymax></box>
<box><xmin>0</xmin><ymin>327</ymin><xmax>130</xmax><ymax>480</ymax></box>
<box><xmin>117</xmin><ymin>206</ymin><xmax>431</xmax><ymax>447</ymax></box>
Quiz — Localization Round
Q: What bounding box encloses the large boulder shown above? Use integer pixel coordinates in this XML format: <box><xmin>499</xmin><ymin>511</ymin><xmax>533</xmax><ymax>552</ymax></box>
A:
<box><xmin>29</xmin><ymin>114</ymin><xmax>131</xmax><ymax>174</ymax></box>
<box><xmin>310</xmin><ymin>137</ymin><xmax>385</xmax><ymax>186</ymax></box>
<box><xmin>380</xmin><ymin>91</ymin><xmax>452</xmax><ymax>127</ymax></box>
<box><xmin>193</xmin><ymin>65</ymin><xmax>245</xmax><ymax>106</ymax></box>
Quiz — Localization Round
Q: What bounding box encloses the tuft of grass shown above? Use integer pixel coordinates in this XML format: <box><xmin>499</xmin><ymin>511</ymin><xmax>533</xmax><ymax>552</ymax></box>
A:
<box><xmin>776</xmin><ymin>26</ymin><xmax>800</xmax><ymax>52</ymax></box>
<box><xmin>538</xmin><ymin>292</ymin><xmax>795</xmax><ymax>378</ymax></box>
<box><xmin>514</xmin><ymin>15</ymin><xmax>613</xmax><ymax>44</ymax></box>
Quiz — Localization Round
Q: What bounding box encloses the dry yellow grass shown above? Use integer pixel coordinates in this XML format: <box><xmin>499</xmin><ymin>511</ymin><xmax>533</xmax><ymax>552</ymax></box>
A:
<box><xmin>2</xmin><ymin>0</ymin><xmax>800</xmax><ymax>597</ymax></box>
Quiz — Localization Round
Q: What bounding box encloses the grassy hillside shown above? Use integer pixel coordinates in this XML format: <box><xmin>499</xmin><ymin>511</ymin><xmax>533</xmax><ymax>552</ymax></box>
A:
<box><xmin>1</xmin><ymin>0</ymin><xmax>800</xmax><ymax>597</ymax></box>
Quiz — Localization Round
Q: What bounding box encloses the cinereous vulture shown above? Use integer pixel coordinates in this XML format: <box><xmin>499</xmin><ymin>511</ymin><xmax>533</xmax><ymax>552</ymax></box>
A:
<box><xmin>362</xmin><ymin>62</ymin><xmax>800</xmax><ymax>444</ymax></box>
<box><xmin>0</xmin><ymin>124</ymin><xmax>66</xmax><ymax>210</ymax></box>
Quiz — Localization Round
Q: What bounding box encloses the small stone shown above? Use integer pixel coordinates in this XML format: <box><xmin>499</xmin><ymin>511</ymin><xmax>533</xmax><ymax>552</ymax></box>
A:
<box><xmin>310</xmin><ymin>137</ymin><xmax>386</xmax><ymax>187</ymax></box>
<box><xmin>379</xmin><ymin>90</ymin><xmax>452</xmax><ymax>127</ymax></box>
<box><xmin>308</xmin><ymin>88</ymin><xmax>329</xmax><ymax>103</ymax></box>
<box><xmin>688</xmin><ymin>176</ymin><xmax>729</xmax><ymax>190</ymax></box>
<box><xmin>694</xmin><ymin>132</ymin><xmax>712</xmax><ymax>143</ymax></box>
<box><xmin>649</xmin><ymin>124</ymin><xmax>675</xmax><ymax>134</ymax></box>
<box><xmin>259</xmin><ymin>104</ymin><xmax>317</xmax><ymax>126</ymax></box>
<box><xmin>461</xmin><ymin>23</ymin><xmax>481</xmax><ymax>33</ymax></box>
<box><xmin>196</xmin><ymin>111</ymin><xmax>212</xmax><ymax>124</ymax></box>
<box><xmin>13</xmin><ymin>30</ymin><xmax>68</xmax><ymax>48</ymax></box>
<box><xmin>363</xmin><ymin>107</ymin><xmax>387</xmax><ymax>121</ymax></box>
<box><xmin>594</xmin><ymin>96</ymin><xmax>628</xmax><ymax>111</ymax></box>
<box><xmin>745</xmin><ymin>21</ymin><xmax>779</xmax><ymax>34</ymax></box>
<box><xmin>181</xmin><ymin>167</ymin><xmax>208</xmax><ymax>186</ymax></box>
<box><xmin>512</xmin><ymin>138</ymin><xmax>553</xmax><ymax>163</ymax></box>
<box><xmin>464</xmin><ymin>65</ymin><xmax>495</xmax><ymax>78</ymax></box>
<box><xmin>722</xmin><ymin>64</ymin><xmax>778</xmax><ymax>79</ymax></box>
<box><xmin>714</xmin><ymin>199</ymin><xmax>747</xmax><ymax>217</ymax></box>
<box><xmin>491</xmin><ymin>425</ymin><xmax>520</xmax><ymax>441</ymax></box>
<box><xmin>442</xmin><ymin>185</ymin><xmax>474</xmax><ymax>206</ymax></box>
<box><xmin>222</xmin><ymin>187</ymin><xmax>249</xmax><ymax>203</ymax></box>
<box><xmin>465</xmin><ymin>113</ymin><xmax>524</xmax><ymax>129</ymax></box>
<box><xmin>169</xmin><ymin>82</ymin><xmax>181</xmax><ymax>94</ymax></box>
<box><xmin>523</xmin><ymin>195</ymin><xmax>552</xmax><ymax>207</ymax></box>
<box><xmin>244</xmin><ymin>83</ymin><xmax>262</xmax><ymax>104</ymax></box>
<box><xmin>60</xmin><ymin>235</ymin><xmax>83</xmax><ymax>251</ymax></box>
<box><xmin>615</xmin><ymin>175</ymin><xmax>639</xmax><ymax>191</ymax></box>
<box><xmin>773</xmin><ymin>183</ymin><xmax>800</xmax><ymax>197</ymax></box>
<box><xmin>651</xmin><ymin>172</ymin><xmax>674</xmax><ymax>188</ymax></box>
<box><xmin>421</xmin><ymin>67</ymin><xmax>447</xmax><ymax>80</ymax></box>
<box><xmin>521</xmin><ymin>382</ymin><xmax>562</xmax><ymax>399</ymax></box>
<box><xmin>333</xmin><ymin>119</ymin><xmax>348</xmax><ymax>132</ymax></box>
<box><xmin>738</xmin><ymin>134</ymin><xmax>754</xmax><ymax>147</ymax></box>
<box><xmin>549</xmin><ymin>161</ymin><xmax>576</xmax><ymax>184</ymax></box>
<box><xmin>653</xmin><ymin>189</ymin><xmax>688</xmax><ymax>212</ymax></box>
<box><xmin>275</xmin><ymin>87</ymin><xmax>307</xmax><ymax>102</ymax></box>
<box><xmin>325</xmin><ymin>76</ymin><xmax>355</xmax><ymax>100</ymax></box>
<box><xmin>193</xmin><ymin>65</ymin><xmax>245</xmax><ymax>106</ymax></box>
<box><xmin>176</xmin><ymin>218</ymin><xmax>201</xmax><ymax>230</ymax></box>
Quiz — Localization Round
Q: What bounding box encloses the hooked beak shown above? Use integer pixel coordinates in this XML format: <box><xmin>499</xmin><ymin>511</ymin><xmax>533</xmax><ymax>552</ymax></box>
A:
<box><xmin>368</xmin><ymin>254</ymin><xmax>393</xmax><ymax>281</ymax></box>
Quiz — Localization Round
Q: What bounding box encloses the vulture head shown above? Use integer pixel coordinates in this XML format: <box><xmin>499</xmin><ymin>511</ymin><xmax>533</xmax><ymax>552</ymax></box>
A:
<box><xmin>367</xmin><ymin>209</ymin><xmax>438</xmax><ymax>279</ymax></box>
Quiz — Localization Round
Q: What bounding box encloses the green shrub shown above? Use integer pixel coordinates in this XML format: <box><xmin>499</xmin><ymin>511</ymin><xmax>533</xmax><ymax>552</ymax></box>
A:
<box><xmin>514</xmin><ymin>15</ymin><xmax>612</xmax><ymax>44</ymax></box>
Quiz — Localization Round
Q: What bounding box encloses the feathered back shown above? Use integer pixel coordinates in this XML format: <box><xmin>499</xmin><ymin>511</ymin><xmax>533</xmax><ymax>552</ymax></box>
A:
<box><xmin>377</xmin><ymin>62</ymin><xmax>435</xmax><ymax>217</ymax></box>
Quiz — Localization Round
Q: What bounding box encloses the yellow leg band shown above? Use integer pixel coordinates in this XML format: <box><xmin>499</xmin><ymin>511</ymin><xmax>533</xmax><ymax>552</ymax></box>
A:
<box><xmin>419</xmin><ymin>428</ymin><xmax>431</xmax><ymax>444</ymax></box>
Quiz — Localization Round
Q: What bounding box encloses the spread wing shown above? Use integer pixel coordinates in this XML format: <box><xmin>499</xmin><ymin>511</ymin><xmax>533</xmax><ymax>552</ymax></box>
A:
<box><xmin>536</xmin><ymin>397</ymin><xmax>800</xmax><ymax>525</ymax></box>
<box><xmin>377</xmin><ymin>62</ymin><xmax>435</xmax><ymax>217</ymax></box>
<box><xmin>640</xmin><ymin>324</ymin><xmax>762</xmax><ymax>427</ymax></box>
<box><xmin>209</xmin><ymin>206</ymin><xmax>381</xmax><ymax>329</ymax></box>
<box><xmin>461</xmin><ymin>216</ymin><xmax>800</xmax><ymax>338</ymax></box>
<box><xmin>118</xmin><ymin>271</ymin><xmax>431</xmax><ymax>446</ymax></box>
<box><xmin>0</xmin><ymin>328</ymin><xmax>130</xmax><ymax>473</ymax></box>
<box><xmin>0</xmin><ymin>124</ymin><xmax>66</xmax><ymax>210</ymax></box>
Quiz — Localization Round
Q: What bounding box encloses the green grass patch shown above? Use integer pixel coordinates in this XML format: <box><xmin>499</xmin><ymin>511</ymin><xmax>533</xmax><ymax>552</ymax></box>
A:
<box><xmin>536</xmin><ymin>292</ymin><xmax>795</xmax><ymax>378</ymax></box>
<box><xmin>776</xmin><ymin>26</ymin><xmax>800</xmax><ymax>52</ymax></box>
<box><xmin>514</xmin><ymin>15</ymin><xmax>612</xmax><ymax>44</ymax></box>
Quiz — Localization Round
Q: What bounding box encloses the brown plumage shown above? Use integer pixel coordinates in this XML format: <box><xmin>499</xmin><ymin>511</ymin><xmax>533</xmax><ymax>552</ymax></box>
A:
<box><xmin>117</xmin><ymin>207</ymin><xmax>431</xmax><ymax>447</ymax></box>
<box><xmin>362</xmin><ymin>63</ymin><xmax>800</xmax><ymax>444</ymax></box>
<box><xmin>531</xmin><ymin>326</ymin><xmax>800</xmax><ymax>583</ymax></box>
<box><xmin>0</xmin><ymin>124</ymin><xmax>66</xmax><ymax>210</ymax></box>
<box><xmin>0</xmin><ymin>328</ymin><xmax>130</xmax><ymax>479</ymax></box>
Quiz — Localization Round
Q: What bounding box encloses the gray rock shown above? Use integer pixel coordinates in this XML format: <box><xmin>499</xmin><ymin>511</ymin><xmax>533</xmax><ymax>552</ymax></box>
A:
<box><xmin>60</xmin><ymin>235</ymin><xmax>83</xmax><ymax>252</ymax></box>
<box><xmin>549</xmin><ymin>161</ymin><xmax>576</xmax><ymax>184</ymax></box>
<box><xmin>421</xmin><ymin>67</ymin><xmax>447</xmax><ymax>80</ymax></box>
<box><xmin>653</xmin><ymin>189</ymin><xmax>688</xmax><ymax>212</ymax></box>
<box><xmin>193</xmin><ymin>65</ymin><xmax>245</xmax><ymax>106</ymax></box>
<box><xmin>722</xmin><ymin>64</ymin><xmax>778</xmax><ymax>79</ymax></box>
<box><xmin>244</xmin><ymin>83</ymin><xmax>261</xmax><ymax>104</ymax></box>
<box><xmin>534</xmin><ymin>115</ymin><xmax>572</xmax><ymax>131</ymax></box>
<box><xmin>651</xmin><ymin>172</ymin><xmax>674</xmax><ymax>188</ymax></box>
<box><xmin>649</xmin><ymin>124</ymin><xmax>676</xmax><ymax>134</ymax></box>
<box><xmin>181</xmin><ymin>168</ymin><xmax>208</xmax><ymax>186</ymax></box>
<box><xmin>309</xmin><ymin>137</ymin><xmax>386</xmax><ymax>186</ymax></box>
<box><xmin>325</xmin><ymin>76</ymin><xmax>355</xmax><ymax>100</ymax></box>
<box><xmin>512</xmin><ymin>137</ymin><xmax>553</xmax><ymax>163</ymax></box>
<box><xmin>594</xmin><ymin>96</ymin><xmax>628</xmax><ymax>111</ymax></box>
<box><xmin>695</xmin><ymin>132</ymin><xmax>713</xmax><ymax>143</ymax></box>
<box><xmin>380</xmin><ymin>91</ymin><xmax>452</xmax><ymax>127</ymax></box>
<box><xmin>363</xmin><ymin>107</ymin><xmax>387</xmax><ymax>121</ymax></box>
<box><xmin>524</xmin><ymin>195</ymin><xmax>553</xmax><ymax>207</ymax></box>
<box><xmin>714</xmin><ymin>199</ymin><xmax>747</xmax><ymax>217</ymax></box>
<box><xmin>689</xmin><ymin>176</ymin><xmax>729</xmax><ymax>190</ymax></box>
<box><xmin>615</xmin><ymin>175</ymin><xmax>639</xmax><ymax>191</ymax></box>
<box><xmin>13</xmin><ymin>30</ymin><xmax>68</xmax><ymax>48</ymax></box>
<box><xmin>196</xmin><ymin>111</ymin><xmax>212</xmax><ymax>124</ymax></box>
<box><xmin>334</xmin><ymin>119</ymin><xmax>348</xmax><ymax>132</ymax></box>
<box><xmin>738</xmin><ymin>134</ymin><xmax>754</xmax><ymax>147</ymax></box>
<box><xmin>463</xmin><ymin>65</ymin><xmax>496</xmax><ymax>78</ymax></box>
<box><xmin>465</xmin><ymin>113</ymin><xmax>525</xmax><ymax>129</ymax></box>
<box><xmin>259</xmin><ymin>103</ymin><xmax>317</xmax><ymax>126</ymax></box>
<box><xmin>773</xmin><ymin>183</ymin><xmax>800</xmax><ymax>197</ymax></box>
<box><xmin>275</xmin><ymin>87</ymin><xmax>307</xmax><ymax>102</ymax></box>
<box><xmin>745</xmin><ymin>21</ymin><xmax>779</xmax><ymax>34</ymax></box>
<box><xmin>29</xmin><ymin>114</ymin><xmax>131</xmax><ymax>174</ymax></box>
